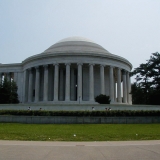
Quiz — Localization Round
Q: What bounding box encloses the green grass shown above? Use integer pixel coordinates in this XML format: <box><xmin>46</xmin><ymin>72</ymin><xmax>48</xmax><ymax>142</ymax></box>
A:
<box><xmin>0</xmin><ymin>123</ymin><xmax>160</xmax><ymax>141</ymax></box>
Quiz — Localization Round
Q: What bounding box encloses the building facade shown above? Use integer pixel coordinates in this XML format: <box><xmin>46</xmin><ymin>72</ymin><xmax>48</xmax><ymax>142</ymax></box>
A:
<box><xmin>0</xmin><ymin>37</ymin><xmax>132</xmax><ymax>104</ymax></box>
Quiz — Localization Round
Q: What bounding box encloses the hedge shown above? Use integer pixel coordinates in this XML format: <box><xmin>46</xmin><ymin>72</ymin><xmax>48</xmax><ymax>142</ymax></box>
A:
<box><xmin>0</xmin><ymin>110</ymin><xmax>160</xmax><ymax>117</ymax></box>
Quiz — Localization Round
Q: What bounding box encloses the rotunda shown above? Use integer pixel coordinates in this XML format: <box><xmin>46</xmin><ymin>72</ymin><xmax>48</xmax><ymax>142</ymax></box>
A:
<box><xmin>0</xmin><ymin>37</ymin><xmax>132</xmax><ymax>104</ymax></box>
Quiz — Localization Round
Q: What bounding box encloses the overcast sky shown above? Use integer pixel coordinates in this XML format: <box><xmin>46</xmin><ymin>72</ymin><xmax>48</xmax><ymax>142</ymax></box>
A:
<box><xmin>0</xmin><ymin>0</ymin><xmax>160</xmax><ymax>82</ymax></box>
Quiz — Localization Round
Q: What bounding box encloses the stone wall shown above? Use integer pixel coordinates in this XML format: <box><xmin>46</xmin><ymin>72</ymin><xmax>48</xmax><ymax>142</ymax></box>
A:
<box><xmin>0</xmin><ymin>115</ymin><xmax>160</xmax><ymax>124</ymax></box>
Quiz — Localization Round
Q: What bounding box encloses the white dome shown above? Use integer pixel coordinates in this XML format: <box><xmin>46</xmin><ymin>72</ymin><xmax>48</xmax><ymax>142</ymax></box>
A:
<box><xmin>43</xmin><ymin>36</ymin><xmax>111</xmax><ymax>55</ymax></box>
<box><xmin>57</xmin><ymin>36</ymin><xmax>95</xmax><ymax>43</ymax></box>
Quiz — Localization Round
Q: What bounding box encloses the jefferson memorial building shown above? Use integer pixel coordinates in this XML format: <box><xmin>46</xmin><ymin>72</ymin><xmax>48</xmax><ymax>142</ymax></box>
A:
<box><xmin>0</xmin><ymin>37</ymin><xmax>132</xmax><ymax>104</ymax></box>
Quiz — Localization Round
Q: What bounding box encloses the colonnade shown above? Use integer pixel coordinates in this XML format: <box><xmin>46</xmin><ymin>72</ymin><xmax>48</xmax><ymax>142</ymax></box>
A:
<box><xmin>22</xmin><ymin>63</ymin><xmax>131</xmax><ymax>104</ymax></box>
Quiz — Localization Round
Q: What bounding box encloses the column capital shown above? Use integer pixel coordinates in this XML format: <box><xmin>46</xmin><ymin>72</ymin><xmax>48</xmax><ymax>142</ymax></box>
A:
<box><xmin>122</xmin><ymin>69</ymin><xmax>126</xmax><ymax>75</ymax></box>
<box><xmin>109</xmin><ymin>65</ymin><xmax>114</xmax><ymax>69</ymax></box>
<box><xmin>126</xmin><ymin>71</ymin><xmax>132</xmax><ymax>78</ymax></box>
<box><xmin>65</xmin><ymin>63</ymin><xmax>71</xmax><ymax>66</ymax></box>
<box><xmin>28</xmin><ymin>68</ymin><xmax>33</xmax><ymax>72</ymax></box>
<box><xmin>28</xmin><ymin>68</ymin><xmax>31</xmax><ymax>71</ymax></box>
<box><xmin>43</xmin><ymin>64</ymin><xmax>48</xmax><ymax>69</ymax></box>
<box><xmin>100</xmin><ymin>64</ymin><xmax>106</xmax><ymax>67</ymax></box>
<box><xmin>116</xmin><ymin>67</ymin><xmax>122</xmax><ymax>71</ymax></box>
<box><xmin>35</xmin><ymin>66</ymin><xmax>40</xmax><ymax>70</ymax></box>
<box><xmin>77</xmin><ymin>62</ymin><xmax>83</xmax><ymax>66</ymax></box>
<box><xmin>53</xmin><ymin>63</ymin><xmax>59</xmax><ymax>66</ymax></box>
<box><xmin>89</xmin><ymin>63</ymin><xmax>95</xmax><ymax>66</ymax></box>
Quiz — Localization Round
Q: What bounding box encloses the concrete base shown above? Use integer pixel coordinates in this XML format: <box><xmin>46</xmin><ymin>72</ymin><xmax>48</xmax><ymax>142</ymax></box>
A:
<box><xmin>0</xmin><ymin>104</ymin><xmax>160</xmax><ymax>111</ymax></box>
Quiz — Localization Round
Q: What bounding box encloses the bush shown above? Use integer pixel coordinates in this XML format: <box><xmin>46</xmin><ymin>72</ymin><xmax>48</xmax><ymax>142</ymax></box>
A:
<box><xmin>95</xmin><ymin>94</ymin><xmax>111</xmax><ymax>104</ymax></box>
<box><xmin>0</xmin><ymin>110</ymin><xmax>160</xmax><ymax>117</ymax></box>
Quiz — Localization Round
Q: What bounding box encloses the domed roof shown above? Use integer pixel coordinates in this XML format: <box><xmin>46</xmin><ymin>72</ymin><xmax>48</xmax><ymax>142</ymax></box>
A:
<box><xmin>57</xmin><ymin>36</ymin><xmax>95</xmax><ymax>43</ymax></box>
<box><xmin>43</xmin><ymin>36</ymin><xmax>111</xmax><ymax>55</ymax></box>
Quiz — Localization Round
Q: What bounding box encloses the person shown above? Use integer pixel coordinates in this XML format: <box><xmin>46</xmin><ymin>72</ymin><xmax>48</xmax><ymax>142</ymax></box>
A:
<box><xmin>92</xmin><ymin>107</ymin><xmax>95</xmax><ymax>111</ymax></box>
<box><xmin>28</xmin><ymin>107</ymin><xmax>31</xmax><ymax>111</ymax></box>
<box><xmin>39</xmin><ymin>108</ymin><xmax>42</xmax><ymax>111</ymax></box>
<box><xmin>109</xmin><ymin>107</ymin><xmax>111</xmax><ymax>111</ymax></box>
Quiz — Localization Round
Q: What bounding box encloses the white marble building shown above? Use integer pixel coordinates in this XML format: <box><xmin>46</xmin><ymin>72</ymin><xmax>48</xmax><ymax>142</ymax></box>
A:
<box><xmin>0</xmin><ymin>37</ymin><xmax>132</xmax><ymax>104</ymax></box>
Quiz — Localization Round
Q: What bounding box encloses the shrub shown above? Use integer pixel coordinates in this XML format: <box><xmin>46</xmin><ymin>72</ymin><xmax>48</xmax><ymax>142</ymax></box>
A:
<box><xmin>95</xmin><ymin>94</ymin><xmax>111</xmax><ymax>104</ymax></box>
<box><xmin>0</xmin><ymin>110</ymin><xmax>160</xmax><ymax>117</ymax></box>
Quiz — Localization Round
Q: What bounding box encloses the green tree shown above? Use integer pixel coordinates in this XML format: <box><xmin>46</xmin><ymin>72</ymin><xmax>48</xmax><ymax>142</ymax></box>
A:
<box><xmin>131</xmin><ymin>52</ymin><xmax>160</xmax><ymax>104</ymax></box>
<box><xmin>0</xmin><ymin>78</ymin><xmax>11</xmax><ymax>104</ymax></box>
<box><xmin>148</xmin><ymin>52</ymin><xmax>160</xmax><ymax>90</ymax></box>
<box><xmin>131</xmin><ymin>83</ymin><xmax>145</xmax><ymax>104</ymax></box>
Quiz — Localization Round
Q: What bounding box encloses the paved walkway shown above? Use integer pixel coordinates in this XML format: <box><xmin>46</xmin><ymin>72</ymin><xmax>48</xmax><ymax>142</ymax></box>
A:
<box><xmin>0</xmin><ymin>140</ymin><xmax>160</xmax><ymax>160</ymax></box>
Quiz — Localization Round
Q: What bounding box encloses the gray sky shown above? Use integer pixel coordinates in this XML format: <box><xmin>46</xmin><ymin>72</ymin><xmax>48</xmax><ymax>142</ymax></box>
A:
<box><xmin>0</xmin><ymin>0</ymin><xmax>160</xmax><ymax>82</ymax></box>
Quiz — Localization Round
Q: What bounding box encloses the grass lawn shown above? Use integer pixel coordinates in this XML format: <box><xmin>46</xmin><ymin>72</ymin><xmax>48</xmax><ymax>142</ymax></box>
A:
<box><xmin>0</xmin><ymin>123</ymin><xmax>160</xmax><ymax>141</ymax></box>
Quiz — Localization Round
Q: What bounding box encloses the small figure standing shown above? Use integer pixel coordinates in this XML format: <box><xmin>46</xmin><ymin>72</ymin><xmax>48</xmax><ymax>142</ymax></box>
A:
<box><xmin>28</xmin><ymin>107</ymin><xmax>31</xmax><ymax>111</ymax></box>
<box><xmin>92</xmin><ymin>107</ymin><xmax>95</xmax><ymax>111</ymax></box>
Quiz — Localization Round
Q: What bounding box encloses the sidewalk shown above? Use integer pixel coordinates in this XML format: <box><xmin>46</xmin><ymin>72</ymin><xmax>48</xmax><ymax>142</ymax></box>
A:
<box><xmin>0</xmin><ymin>140</ymin><xmax>160</xmax><ymax>160</ymax></box>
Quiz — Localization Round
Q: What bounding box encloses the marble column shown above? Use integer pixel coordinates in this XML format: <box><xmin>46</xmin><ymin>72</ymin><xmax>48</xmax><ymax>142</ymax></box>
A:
<box><xmin>122</xmin><ymin>70</ymin><xmax>127</xmax><ymax>103</ymax></box>
<box><xmin>70</xmin><ymin>68</ymin><xmax>75</xmax><ymax>101</ymax></box>
<box><xmin>65</xmin><ymin>63</ymin><xmax>71</xmax><ymax>101</ymax></box>
<box><xmin>114</xmin><ymin>78</ymin><xmax>116</xmax><ymax>102</ymax></box>
<box><xmin>109</xmin><ymin>66</ymin><xmax>114</xmax><ymax>103</ymax></box>
<box><xmin>89</xmin><ymin>63</ymin><xmax>94</xmax><ymax>101</ymax></box>
<box><xmin>22</xmin><ymin>70</ymin><xmax>27</xmax><ymax>103</ymax></box>
<box><xmin>59</xmin><ymin>69</ymin><xmax>64</xmax><ymax>101</ymax></box>
<box><xmin>126</xmin><ymin>71</ymin><xmax>131</xmax><ymax>104</ymax></box>
<box><xmin>77</xmin><ymin>63</ymin><xmax>83</xmax><ymax>102</ymax></box>
<box><xmin>35</xmin><ymin>66</ymin><xmax>40</xmax><ymax>102</ymax></box>
<box><xmin>43</xmin><ymin>65</ymin><xmax>48</xmax><ymax>101</ymax></box>
<box><xmin>13</xmin><ymin>72</ymin><xmax>18</xmax><ymax>83</ymax></box>
<box><xmin>100</xmin><ymin>65</ymin><xmax>105</xmax><ymax>94</ymax></box>
<box><xmin>117</xmin><ymin>68</ymin><xmax>122</xmax><ymax>103</ymax></box>
<box><xmin>54</xmin><ymin>63</ymin><xmax>59</xmax><ymax>101</ymax></box>
<box><xmin>28</xmin><ymin>68</ymin><xmax>33</xmax><ymax>102</ymax></box>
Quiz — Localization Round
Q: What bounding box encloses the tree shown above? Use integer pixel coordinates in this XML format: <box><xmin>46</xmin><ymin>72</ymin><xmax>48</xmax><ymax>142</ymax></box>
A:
<box><xmin>148</xmin><ymin>52</ymin><xmax>160</xmax><ymax>90</ymax></box>
<box><xmin>0</xmin><ymin>78</ymin><xmax>11</xmax><ymax>104</ymax></box>
<box><xmin>131</xmin><ymin>52</ymin><xmax>160</xmax><ymax>104</ymax></box>
<box><xmin>0</xmin><ymin>78</ymin><xmax>19</xmax><ymax>104</ymax></box>
<box><xmin>131</xmin><ymin>83</ymin><xmax>146</xmax><ymax>104</ymax></box>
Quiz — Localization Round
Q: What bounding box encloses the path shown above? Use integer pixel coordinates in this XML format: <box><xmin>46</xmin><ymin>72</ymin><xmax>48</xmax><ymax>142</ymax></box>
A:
<box><xmin>0</xmin><ymin>140</ymin><xmax>160</xmax><ymax>160</ymax></box>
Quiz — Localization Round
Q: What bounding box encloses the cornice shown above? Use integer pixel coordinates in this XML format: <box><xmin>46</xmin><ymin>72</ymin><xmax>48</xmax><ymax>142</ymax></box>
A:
<box><xmin>22</xmin><ymin>52</ymin><xmax>132</xmax><ymax>70</ymax></box>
